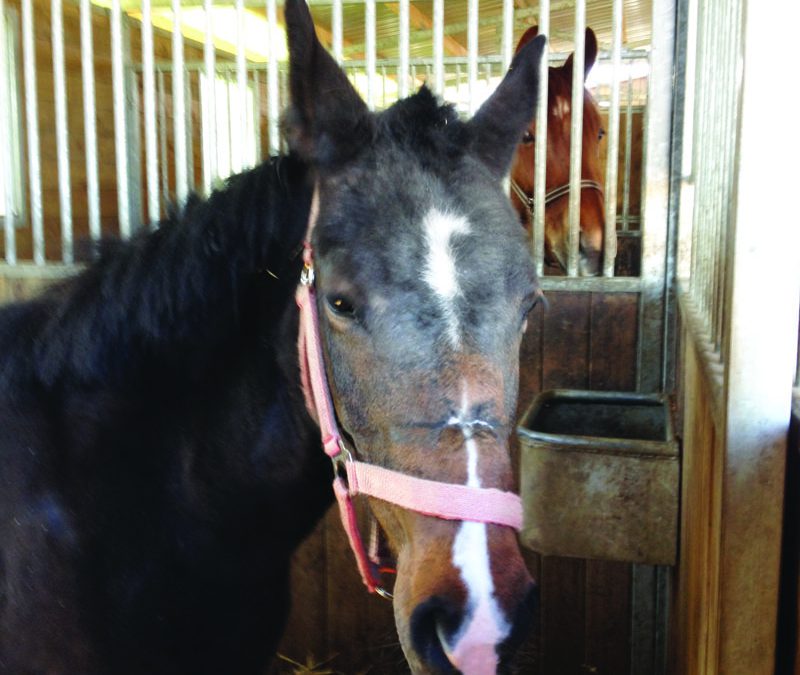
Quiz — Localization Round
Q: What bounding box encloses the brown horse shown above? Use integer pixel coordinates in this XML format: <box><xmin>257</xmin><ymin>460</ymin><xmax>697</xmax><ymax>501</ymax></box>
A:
<box><xmin>510</xmin><ymin>27</ymin><xmax>607</xmax><ymax>276</ymax></box>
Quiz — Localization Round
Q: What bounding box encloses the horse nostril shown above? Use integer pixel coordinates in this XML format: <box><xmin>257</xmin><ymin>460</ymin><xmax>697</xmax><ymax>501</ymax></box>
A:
<box><xmin>410</xmin><ymin>596</ymin><xmax>462</xmax><ymax>673</ymax></box>
<box><xmin>498</xmin><ymin>582</ymin><xmax>540</xmax><ymax>667</ymax></box>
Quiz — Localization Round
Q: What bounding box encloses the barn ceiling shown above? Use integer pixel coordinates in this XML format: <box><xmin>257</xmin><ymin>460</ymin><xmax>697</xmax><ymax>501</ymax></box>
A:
<box><xmin>112</xmin><ymin>0</ymin><xmax>653</xmax><ymax>66</ymax></box>
<box><xmin>303</xmin><ymin>0</ymin><xmax>653</xmax><ymax>60</ymax></box>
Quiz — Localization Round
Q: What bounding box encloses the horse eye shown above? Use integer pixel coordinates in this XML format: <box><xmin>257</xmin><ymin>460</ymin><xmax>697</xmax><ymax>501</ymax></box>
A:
<box><xmin>598</xmin><ymin>128</ymin><xmax>606</xmax><ymax>141</ymax></box>
<box><xmin>522</xmin><ymin>130</ymin><xmax>535</xmax><ymax>145</ymax></box>
<box><xmin>327</xmin><ymin>295</ymin><xmax>356</xmax><ymax>318</ymax></box>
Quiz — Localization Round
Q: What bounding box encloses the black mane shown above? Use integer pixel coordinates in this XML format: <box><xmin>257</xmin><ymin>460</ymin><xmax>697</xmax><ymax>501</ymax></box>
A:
<box><xmin>1</xmin><ymin>156</ymin><xmax>309</xmax><ymax>389</ymax></box>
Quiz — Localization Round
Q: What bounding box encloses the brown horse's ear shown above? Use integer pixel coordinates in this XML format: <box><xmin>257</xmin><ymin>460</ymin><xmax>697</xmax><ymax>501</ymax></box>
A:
<box><xmin>515</xmin><ymin>25</ymin><xmax>540</xmax><ymax>55</ymax></box>
<box><xmin>562</xmin><ymin>28</ymin><xmax>598</xmax><ymax>80</ymax></box>
<box><xmin>467</xmin><ymin>34</ymin><xmax>546</xmax><ymax>179</ymax></box>
<box><xmin>283</xmin><ymin>0</ymin><xmax>374</xmax><ymax>168</ymax></box>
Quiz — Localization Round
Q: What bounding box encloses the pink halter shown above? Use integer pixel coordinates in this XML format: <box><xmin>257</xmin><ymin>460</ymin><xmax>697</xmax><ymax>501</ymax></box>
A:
<box><xmin>295</xmin><ymin>188</ymin><xmax>524</xmax><ymax>595</ymax></box>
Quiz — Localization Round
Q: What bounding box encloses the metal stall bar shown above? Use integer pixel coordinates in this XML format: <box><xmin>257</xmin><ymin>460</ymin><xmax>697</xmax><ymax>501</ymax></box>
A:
<box><xmin>566</xmin><ymin>0</ymin><xmax>586</xmax><ymax>277</ymax></box>
<box><xmin>172</xmin><ymin>0</ymin><xmax>188</xmax><ymax>205</ymax></box>
<box><xmin>706</xmin><ymin>0</ymin><xmax>722</xmax><ymax>348</ymax></box>
<box><xmin>202</xmin><ymin>0</ymin><xmax>217</xmax><ymax>192</ymax></box>
<box><xmin>0</xmin><ymin>0</ymin><xmax>15</xmax><ymax>263</ymax></box>
<box><xmin>621</xmin><ymin>74</ymin><xmax>633</xmax><ymax>232</ymax></box>
<box><xmin>433</xmin><ymin>0</ymin><xmax>443</xmax><ymax>94</ymax></box>
<box><xmin>398</xmin><ymin>0</ymin><xmax>409</xmax><ymax>99</ymax></box>
<box><xmin>52</xmin><ymin>0</ymin><xmax>73</xmax><ymax>262</ymax></box>
<box><xmin>365</xmin><ymin>0</ymin><xmax>376</xmax><ymax>109</ymax></box>
<box><xmin>714</xmin><ymin>0</ymin><xmax>740</xmax><ymax>355</ymax></box>
<box><xmin>184</xmin><ymin>68</ymin><xmax>194</xmax><ymax>191</ymax></box>
<box><xmin>602</xmin><ymin>0</ymin><xmax>623</xmax><ymax>277</ymax></box>
<box><xmin>688</xmin><ymin>0</ymin><xmax>706</xmax><ymax>315</ymax></box>
<box><xmin>158</xmin><ymin>70</ymin><xmax>169</xmax><ymax>205</ymax></box>
<box><xmin>501</xmin><ymin>0</ymin><xmax>513</xmax><ymax>72</ymax></box>
<box><xmin>636</xmin><ymin>0</ymin><xmax>675</xmax><ymax>392</ymax></box>
<box><xmin>111</xmin><ymin>0</ymin><xmax>131</xmax><ymax>237</ymax></box>
<box><xmin>142</xmin><ymin>0</ymin><xmax>160</xmax><ymax>224</ymax></box>
<box><xmin>532</xmin><ymin>0</ymin><xmax>549</xmax><ymax>276</ymax></box>
<box><xmin>21</xmin><ymin>0</ymin><xmax>44</xmax><ymax>263</ymax></box>
<box><xmin>696</xmin><ymin>0</ymin><xmax>714</xmax><ymax>328</ymax></box>
<box><xmin>267</xmin><ymin>0</ymin><xmax>279</xmax><ymax>154</ymax></box>
<box><xmin>252</xmin><ymin>70</ymin><xmax>261</xmax><ymax>160</ymax></box>
<box><xmin>236</xmin><ymin>0</ymin><xmax>248</xmax><ymax>171</ymax></box>
<box><xmin>467</xmin><ymin>0</ymin><xmax>478</xmax><ymax>114</ymax></box>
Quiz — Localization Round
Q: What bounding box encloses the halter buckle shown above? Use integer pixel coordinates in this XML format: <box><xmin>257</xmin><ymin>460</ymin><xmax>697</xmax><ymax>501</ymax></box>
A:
<box><xmin>300</xmin><ymin>263</ymin><xmax>315</xmax><ymax>286</ymax></box>
<box><xmin>331</xmin><ymin>441</ymin><xmax>353</xmax><ymax>480</ymax></box>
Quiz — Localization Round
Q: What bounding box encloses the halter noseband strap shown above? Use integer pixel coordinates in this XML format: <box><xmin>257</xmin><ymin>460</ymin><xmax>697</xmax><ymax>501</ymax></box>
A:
<box><xmin>510</xmin><ymin>178</ymin><xmax>604</xmax><ymax>219</ymax></box>
<box><xmin>295</xmin><ymin>187</ymin><xmax>524</xmax><ymax>597</ymax></box>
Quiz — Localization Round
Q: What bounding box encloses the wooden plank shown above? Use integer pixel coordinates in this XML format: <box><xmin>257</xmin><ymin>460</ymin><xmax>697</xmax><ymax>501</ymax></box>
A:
<box><xmin>542</xmin><ymin>292</ymin><xmax>591</xmax><ymax>390</ymax></box>
<box><xmin>585</xmin><ymin>560</ymin><xmax>632</xmax><ymax>675</ymax></box>
<box><xmin>541</xmin><ymin>555</ymin><xmax>586</xmax><ymax>675</ymax></box>
<box><xmin>588</xmin><ymin>293</ymin><xmax>638</xmax><ymax>391</ymax></box>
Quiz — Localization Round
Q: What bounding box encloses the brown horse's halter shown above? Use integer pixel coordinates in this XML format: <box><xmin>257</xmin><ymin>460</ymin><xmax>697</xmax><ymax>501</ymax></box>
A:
<box><xmin>296</xmin><ymin>187</ymin><xmax>524</xmax><ymax>599</ymax></box>
<box><xmin>509</xmin><ymin>178</ymin><xmax>604</xmax><ymax>221</ymax></box>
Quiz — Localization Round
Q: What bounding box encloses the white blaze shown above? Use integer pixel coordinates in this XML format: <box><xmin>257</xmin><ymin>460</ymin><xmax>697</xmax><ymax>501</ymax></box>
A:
<box><xmin>422</xmin><ymin>208</ymin><xmax>469</xmax><ymax>346</ymax></box>
<box><xmin>443</xmin><ymin>383</ymin><xmax>510</xmax><ymax>674</ymax></box>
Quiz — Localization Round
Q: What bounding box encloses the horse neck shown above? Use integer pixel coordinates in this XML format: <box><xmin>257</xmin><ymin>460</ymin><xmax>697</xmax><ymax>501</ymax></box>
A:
<box><xmin>32</xmin><ymin>155</ymin><xmax>314</xmax><ymax>390</ymax></box>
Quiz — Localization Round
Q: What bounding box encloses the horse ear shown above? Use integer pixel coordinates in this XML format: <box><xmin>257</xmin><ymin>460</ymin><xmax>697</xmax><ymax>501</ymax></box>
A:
<box><xmin>283</xmin><ymin>0</ymin><xmax>374</xmax><ymax>168</ymax></box>
<box><xmin>562</xmin><ymin>28</ymin><xmax>598</xmax><ymax>80</ymax></box>
<box><xmin>467</xmin><ymin>34</ymin><xmax>546</xmax><ymax>179</ymax></box>
<box><xmin>515</xmin><ymin>25</ymin><xmax>540</xmax><ymax>55</ymax></box>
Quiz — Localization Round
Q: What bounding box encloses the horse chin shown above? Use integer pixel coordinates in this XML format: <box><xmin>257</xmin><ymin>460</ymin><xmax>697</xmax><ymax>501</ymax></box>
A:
<box><xmin>579</xmin><ymin>251</ymin><xmax>602</xmax><ymax>276</ymax></box>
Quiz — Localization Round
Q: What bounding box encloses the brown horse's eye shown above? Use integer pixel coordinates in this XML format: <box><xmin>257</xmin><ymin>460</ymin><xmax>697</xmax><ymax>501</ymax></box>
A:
<box><xmin>522</xmin><ymin>130</ymin><xmax>535</xmax><ymax>145</ymax></box>
<box><xmin>598</xmin><ymin>128</ymin><xmax>606</xmax><ymax>141</ymax></box>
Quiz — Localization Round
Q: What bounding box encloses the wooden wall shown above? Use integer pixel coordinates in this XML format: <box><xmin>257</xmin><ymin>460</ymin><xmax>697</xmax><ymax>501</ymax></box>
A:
<box><xmin>276</xmin><ymin>290</ymin><xmax>643</xmax><ymax>675</ymax></box>
<box><xmin>673</xmin><ymin>307</ymin><xmax>790</xmax><ymax>675</ymax></box>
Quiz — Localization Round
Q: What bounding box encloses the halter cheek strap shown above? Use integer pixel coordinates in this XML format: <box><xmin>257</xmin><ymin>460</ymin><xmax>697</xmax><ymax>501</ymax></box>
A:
<box><xmin>296</xmin><ymin>187</ymin><xmax>524</xmax><ymax>596</ymax></box>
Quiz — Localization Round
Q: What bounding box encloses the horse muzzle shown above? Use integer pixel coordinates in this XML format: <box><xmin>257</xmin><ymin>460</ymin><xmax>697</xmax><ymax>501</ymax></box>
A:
<box><xmin>392</xmin><ymin>522</ymin><xmax>536</xmax><ymax>675</ymax></box>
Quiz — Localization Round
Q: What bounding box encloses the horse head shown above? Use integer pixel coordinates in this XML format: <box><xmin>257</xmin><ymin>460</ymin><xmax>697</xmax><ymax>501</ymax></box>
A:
<box><xmin>510</xmin><ymin>26</ymin><xmax>606</xmax><ymax>276</ymax></box>
<box><xmin>285</xmin><ymin>2</ymin><xmax>544</xmax><ymax>671</ymax></box>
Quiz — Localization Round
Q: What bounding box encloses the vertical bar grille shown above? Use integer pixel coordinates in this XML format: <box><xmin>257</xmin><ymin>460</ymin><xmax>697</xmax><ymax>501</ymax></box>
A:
<box><xmin>685</xmin><ymin>0</ymin><xmax>742</xmax><ymax>361</ymax></box>
<box><xmin>0</xmin><ymin>0</ymin><xmax>649</xmax><ymax>287</ymax></box>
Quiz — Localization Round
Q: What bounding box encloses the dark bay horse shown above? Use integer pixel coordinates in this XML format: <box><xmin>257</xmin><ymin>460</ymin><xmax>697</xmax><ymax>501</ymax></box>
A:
<box><xmin>0</xmin><ymin>2</ymin><xmax>545</xmax><ymax>673</ymax></box>
<box><xmin>510</xmin><ymin>27</ymin><xmax>607</xmax><ymax>276</ymax></box>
